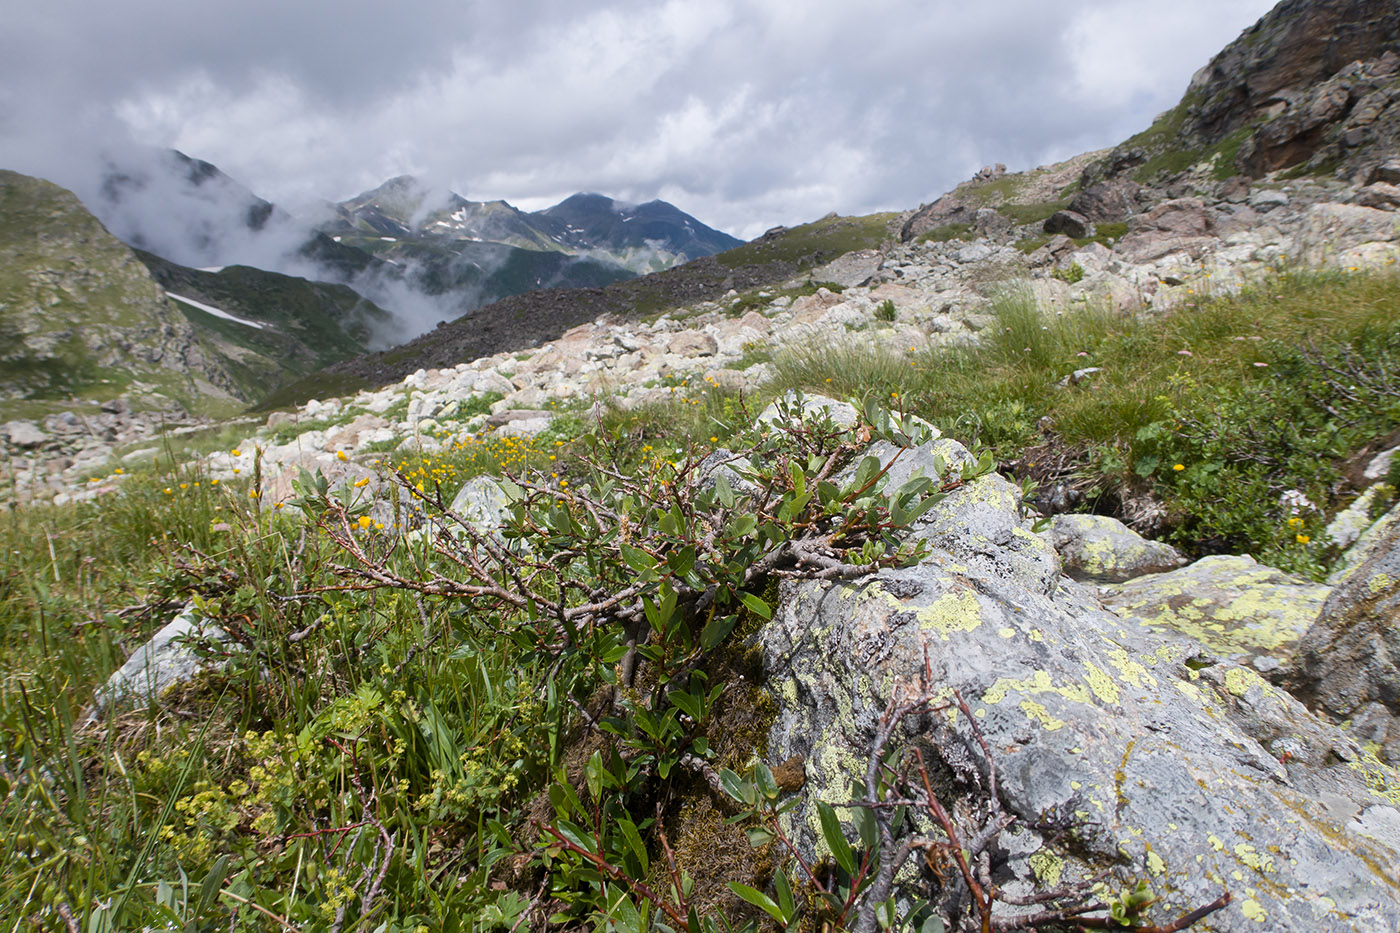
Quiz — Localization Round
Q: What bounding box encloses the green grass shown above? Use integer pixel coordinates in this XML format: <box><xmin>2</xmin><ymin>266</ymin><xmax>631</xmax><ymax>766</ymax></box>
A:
<box><xmin>915</xmin><ymin>222</ymin><xmax>974</xmax><ymax>244</ymax></box>
<box><xmin>766</xmin><ymin>268</ymin><xmax>1400</xmax><ymax>576</ymax></box>
<box><xmin>714</xmin><ymin>213</ymin><xmax>896</xmax><ymax>270</ymax></box>
<box><xmin>5</xmin><ymin>261</ymin><xmax>1400</xmax><ymax>929</ymax></box>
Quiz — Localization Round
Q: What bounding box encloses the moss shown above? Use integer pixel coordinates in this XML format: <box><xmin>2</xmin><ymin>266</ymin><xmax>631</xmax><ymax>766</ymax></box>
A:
<box><xmin>997</xmin><ymin>201</ymin><xmax>1070</xmax><ymax>226</ymax></box>
<box><xmin>916</xmin><ymin>222</ymin><xmax>974</xmax><ymax>244</ymax></box>
<box><xmin>653</xmin><ymin>793</ymin><xmax>772</xmax><ymax>924</ymax></box>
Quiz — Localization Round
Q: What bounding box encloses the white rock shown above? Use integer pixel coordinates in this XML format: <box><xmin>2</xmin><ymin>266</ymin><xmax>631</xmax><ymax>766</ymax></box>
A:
<box><xmin>91</xmin><ymin>607</ymin><xmax>231</xmax><ymax>718</ymax></box>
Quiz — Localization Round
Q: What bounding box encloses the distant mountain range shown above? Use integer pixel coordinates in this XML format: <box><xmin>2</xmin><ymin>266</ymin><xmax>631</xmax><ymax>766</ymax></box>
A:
<box><xmin>88</xmin><ymin>151</ymin><xmax>743</xmax><ymax>342</ymax></box>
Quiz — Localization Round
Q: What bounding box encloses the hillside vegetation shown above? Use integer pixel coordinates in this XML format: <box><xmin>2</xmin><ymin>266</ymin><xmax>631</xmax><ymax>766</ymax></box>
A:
<box><xmin>2</xmin><ymin>264</ymin><xmax>1395</xmax><ymax>930</ymax></box>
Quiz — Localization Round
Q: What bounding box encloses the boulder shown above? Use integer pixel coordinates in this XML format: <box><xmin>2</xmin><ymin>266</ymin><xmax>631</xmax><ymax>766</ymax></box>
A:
<box><xmin>1116</xmin><ymin>198</ymin><xmax>1219</xmax><ymax>262</ymax></box>
<box><xmin>1098</xmin><ymin>554</ymin><xmax>1328</xmax><ymax>666</ymax></box>
<box><xmin>1042</xmin><ymin>210</ymin><xmax>1093</xmax><ymax>238</ymax></box>
<box><xmin>1067</xmin><ymin>180</ymin><xmax>1140</xmax><ymax>222</ymax></box>
<box><xmin>90</xmin><ymin>606</ymin><xmax>232</xmax><ymax>718</ymax></box>
<box><xmin>1291</xmin><ymin>512</ymin><xmax>1400</xmax><ymax>762</ymax></box>
<box><xmin>448</xmin><ymin>475</ymin><xmax>514</xmax><ymax>536</ymax></box>
<box><xmin>2</xmin><ymin>420</ymin><xmax>48</xmax><ymax>449</ymax></box>
<box><xmin>756</xmin><ymin>392</ymin><xmax>859</xmax><ymax>429</ymax></box>
<box><xmin>1354</xmin><ymin>182</ymin><xmax>1400</xmax><ymax>211</ymax></box>
<box><xmin>1371</xmin><ymin>157</ymin><xmax>1400</xmax><ymax>185</ymax></box>
<box><xmin>1047</xmin><ymin>513</ymin><xmax>1185</xmax><ymax>582</ymax></box>
<box><xmin>758</xmin><ymin>434</ymin><xmax>1400</xmax><ymax>930</ymax></box>
<box><xmin>667</xmin><ymin>331</ymin><xmax>719</xmax><ymax>357</ymax></box>
<box><xmin>809</xmin><ymin>249</ymin><xmax>882</xmax><ymax>288</ymax></box>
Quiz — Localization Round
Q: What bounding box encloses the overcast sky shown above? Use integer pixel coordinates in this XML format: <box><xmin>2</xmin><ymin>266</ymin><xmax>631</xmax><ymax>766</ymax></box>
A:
<box><xmin>1</xmin><ymin>0</ymin><xmax>1279</xmax><ymax>240</ymax></box>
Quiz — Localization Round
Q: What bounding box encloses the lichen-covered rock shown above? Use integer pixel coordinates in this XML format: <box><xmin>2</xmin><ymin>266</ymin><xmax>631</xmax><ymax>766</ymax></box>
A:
<box><xmin>1291</xmin><ymin>515</ymin><xmax>1400</xmax><ymax>763</ymax></box>
<box><xmin>1097</xmin><ymin>554</ymin><xmax>1329</xmax><ymax>665</ymax></box>
<box><xmin>758</xmin><ymin>436</ymin><xmax>1400</xmax><ymax>931</ymax></box>
<box><xmin>90</xmin><ymin>606</ymin><xmax>231</xmax><ymax>718</ymax></box>
<box><xmin>755</xmin><ymin>392</ymin><xmax>859</xmax><ymax>429</ymax></box>
<box><xmin>1330</xmin><ymin>500</ymin><xmax>1400</xmax><ymax>585</ymax></box>
<box><xmin>1047</xmin><ymin>513</ymin><xmax>1185</xmax><ymax>582</ymax></box>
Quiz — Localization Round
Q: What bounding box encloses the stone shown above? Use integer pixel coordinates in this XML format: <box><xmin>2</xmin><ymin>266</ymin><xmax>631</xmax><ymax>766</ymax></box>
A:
<box><xmin>1365</xmin><ymin>445</ymin><xmax>1400</xmax><ymax>482</ymax></box>
<box><xmin>1326</xmin><ymin>485</ymin><xmax>1394</xmax><ymax>551</ymax></box>
<box><xmin>1116</xmin><ymin>198</ymin><xmax>1218</xmax><ymax>262</ymax></box>
<box><xmin>756</xmin><ymin>392</ymin><xmax>859</xmax><ymax>429</ymax></box>
<box><xmin>90</xmin><ymin>606</ymin><xmax>232</xmax><ymax>718</ymax></box>
<box><xmin>448</xmin><ymin>475</ymin><xmax>514</xmax><ymax>537</ymax></box>
<box><xmin>1042</xmin><ymin>210</ymin><xmax>1093</xmax><ymax>238</ymax></box>
<box><xmin>1349</xmin><ymin>180</ymin><xmax>1400</xmax><ymax>211</ymax></box>
<box><xmin>1371</xmin><ymin>157</ymin><xmax>1400</xmax><ymax>185</ymax></box>
<box><xmin>954</xmin><ymin>242</ymin><xmax>992</xmax><ymax>263</ymax></box>
<box><xmin>1067</xmin><ymin>180</ymin><xmax>1140</xmax><ymax>222</ymax></box>
<box><xmin>1291</xmin><ymin>513</ymin><xmax>1400</xmax><ymax>761</ymax></box>
<box><xmin>1099</xmin><ymin>554</ymin><xmax>1328</xmax><ymax>664</ymax></box>
<box><xmin>1248</xmin><ymin>189</ymin><xmax>1290</xmax><ymax>212</ymax></box>
<box><xmin>971</xmin><ymin>207</ymin><xmax>1011</xmax><ymax>238</ymax></box>
<box><xmin>759</xmin><ymin>432</ymin><xmax>1400</xmax><ymax>931</ymax></box>
<box><xmin>3</xmin><ymin>420</ymin><xmax>48</xmax><ymax>449</ymax></box>
<box><xmin>1047</xmin><ymin>513</ymin><xmax>1185</xmax><ymax>582</ymax></box>
<box><xmin>809</xmin><ymin>249</ymin><xmax>882</xmax><ymax>288</ymax></box>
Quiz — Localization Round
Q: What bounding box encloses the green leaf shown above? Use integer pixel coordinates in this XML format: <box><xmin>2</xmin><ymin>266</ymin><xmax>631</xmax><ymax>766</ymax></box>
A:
<box><xmin>852</xmin><ymin>801</ymin><xmax>878</xmax><ymax>850</ymax></box>
<box><xmin>585</xmin><ymin>750</ymin><xmax>604</xmax><ymax>802</ymax></box>
<box><xmin>738</xmin><ymin>592</ymin><xmax>772</xmax><ymax>620</ymax></box>
<box><xmin>818</xmin><ymin>801</ymin><xmax>855</xmax><ymax>875</ymax></box>
<box><xmin>701</xmin><ymin>612</ymin><xmax>738</xmax><ymax>652</ymax></box>
<box><xmin>753</xmin><ymin>762</ymin><xmax>778</xmax><ymax>800</ymax></box>
<box><xmin>715</xmin><ymin>472</ymin><xmax>736</xmax><ymax>508</ymax></box>
<box><xmin>619</xmin><ymin>818</ymin><xmax>650</xmax><ymax>874</ymax></box>
<box><xmin>666</xmin><ymin>546</ymin><xmax>697</xmax><ymax>577</ymax></box>
<box><xmin>196</xmin><ymin>855</ymin><xmax>230</xmax><ymax>917</ymax></box>
<box><xmin>555</xmin><ymin>819</ymin><xmax>595</xmax><ymax>853</ymax></box>
<box><xmin>621</xmin><ymin>543</ymin><xmax>657</xmax><ymax>577</ymax></box>
<box><xmin>670</xmin><ymin>690</ymin><xmax>703</xmax><ymax>722</ymax></box>
<box><xmin>774</xmin><ymin>868</ymin><xmax>795</xmax><ymax>921</ymax></box>
<box><xmin>728</xmin><ymin>884</ymin><xmax>785</xmax><ymax>924</ymax></box>
<box><xmin>744</xmin><ymin>825</ymin><xmax>776</xmax><ymax>847</ymax></box>
<box><xmin>853</xmin><ymin>455</ymin><xmax>881</xmax><ymax>491</ymax></box>
<box><xmin>719</xmin><ymin>768</ymin><xmax>748</xmax><ymax>804</ymax></box>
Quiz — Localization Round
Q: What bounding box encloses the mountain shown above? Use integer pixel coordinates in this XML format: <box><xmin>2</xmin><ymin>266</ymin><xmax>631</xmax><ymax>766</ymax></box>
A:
<box><xmin>0</xmin><ymin>169</ymin><xmax>240</xmax><ymax>415</ymax></box>
<box><xmin>134</xmin><ymin>251</ymin><xmax>397</xmax><ymax>399</ymax></box>
<box><xmin>0</xmin><ymin>169</ymin><xmax>402</xmax><ymax>418</ymax></box>
<box><xmin>538</xmin><ymin>192</ymin><xmax>744</xmax><ymax>266</ymax></box>
<box><xmin>1071</xmin><ymin>0</ymin><xmax>1400</xmax><ymax>190</ymax></box>
<box><xmin>324</xmin><ymin>176</ymin><xmax>742</xmax><ymax>271</ymax></box>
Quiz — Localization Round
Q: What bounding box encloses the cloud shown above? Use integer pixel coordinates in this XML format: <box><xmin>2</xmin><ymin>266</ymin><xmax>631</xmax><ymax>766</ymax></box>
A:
<box><xmin>0</xmin><ymin>0</ymin><xmax>1279</xmax><ymax>241</ymax></box>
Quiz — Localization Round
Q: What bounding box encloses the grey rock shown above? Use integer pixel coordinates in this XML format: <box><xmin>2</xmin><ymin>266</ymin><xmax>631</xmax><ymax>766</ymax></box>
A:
<box><xmin>449</xmin><ymin>475</ymin><xmax>513</xmax><ymax>535</ymax></box>
<box><xmin>810</xmin><ymin>250</ymin><xmax>882</xmax><ymax>288</ymax></box>
<box><xmin>486</xmin><ymin>408</ymin><xmax>553</xmax><ymax>427</ymax></box>
<box><xmin>1068</xmin><ymin>180</ymin><xmax>1141</xmax><ymax>222</ymax></box>
<box><xmin>3</xmin><ymin>420</ymin><xmax>49</xmax><ymax>449</ymax></box>
<box><xmin>1369</xmin><ymin>157</ymin><xmax>1400</xmax><ymax>185</ymax></box>
<box><xmin>1291</xmin><ymin>514</ymin><xmax>1400</xmax><ymax>762</ymax></box>
<box><xmin>756</xmin><ymin>392</ymin><xmax>859</xmax><ymax>429</ymax></box>
<box><xmin>1248</xmin><ymin>189</ymin><xmax>1290</xmax><ymax>212</ymax></box>
<box><xmin>1326</xmin><ymin>485</ymin><xmax>1393</xmax><ymax>551</ymax></box>
<box><xmin>971</xmin><ymin>207</ymin><xmax>1011</xmax><ymax>238</ymax></box>
<box><xmin>1100</xmin><ymin>554</ymin><xmax>1328</xmax><ymax>664</ymax></box>
<box><xmin>91</xmin><ymin>607</ymin><xmax>231</xmax><ymax>717</ymax></box>
<box><xmin>1047</xmin><ymin>513</ymin><xmax>1185</xmax><ymax>582</ymax></box>
<box><xmin>694</xmin><ymin>448</ymin><xmax>760</xmax><ymax>500</ymax></box>
<box><xmin>1042</xmin><ymin>210</ymin><xmax>1093</xmax><ymax>238</ymax></box>
<box><xmin>1354</xmin><ymin>182</ymin><xmax>1400</xmax><ymax>211</ymax></box>
<box><xmin>954</xmin><ymin>242</ymin><xmax>993</xmax><ymax>263</ymax></box>
<box><xmin>758</xmin><ymin>436</ymin><xmax>1400</xmax><ymax>931</ymax></box>
<box><xmin>1364</xmin><ymin>445</ymin><xmax>1400</xmax><ymax>482</ymax></box>
<box><xmin>667</xmin><ymin>331</ymin><xmax>719</xmax><ymax>357</ymax></box>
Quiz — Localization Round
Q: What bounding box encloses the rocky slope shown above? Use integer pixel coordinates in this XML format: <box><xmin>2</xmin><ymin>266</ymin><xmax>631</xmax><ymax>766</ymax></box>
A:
<box><xmin>0</xmin><ymin>169</ymin><xmax>238</xmax><ymax>413</ymax></box>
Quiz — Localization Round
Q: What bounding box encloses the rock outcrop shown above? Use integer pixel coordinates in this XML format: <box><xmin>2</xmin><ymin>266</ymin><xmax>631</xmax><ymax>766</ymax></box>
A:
<box><xmin>1291</xmin><ymin>507</ymin><xmax>1400</xmax><ymax>763</ymax></box>
<box><xmin>758</xmin><ymin>431</ymin><xmax>1400</xmax><ymax>931</ymax></box>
